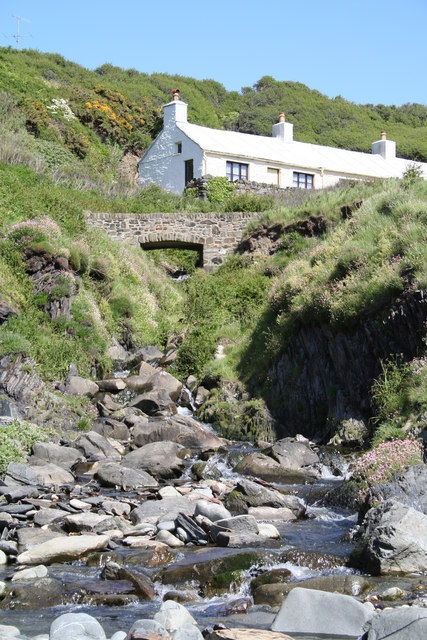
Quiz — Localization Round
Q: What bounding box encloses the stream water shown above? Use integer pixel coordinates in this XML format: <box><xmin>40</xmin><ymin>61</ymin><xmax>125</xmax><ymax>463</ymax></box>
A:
<box><xmin>0</xmin><ymin>450</ymin><xmax>361</xmax><ymax>638</ymax></box>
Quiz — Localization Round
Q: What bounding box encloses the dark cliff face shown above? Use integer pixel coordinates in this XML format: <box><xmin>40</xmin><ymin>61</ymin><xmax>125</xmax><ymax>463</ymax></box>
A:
<box><xmin>267</xmin><ymin>290</ymin><xmax>426</xmax><ymax>441</ymax></box>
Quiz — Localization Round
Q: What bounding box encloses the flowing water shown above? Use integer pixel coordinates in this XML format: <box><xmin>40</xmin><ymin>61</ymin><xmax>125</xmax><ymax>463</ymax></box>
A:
<box><xmin>0</xmin><ymin>387</ymin><xmax>366</xmax><ymax>638</ymax></box>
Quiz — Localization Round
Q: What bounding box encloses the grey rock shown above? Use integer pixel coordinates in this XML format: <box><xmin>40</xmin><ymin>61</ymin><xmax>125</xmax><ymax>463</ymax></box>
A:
<box><xmin>76</xmin><ymin>431</ymin><xmax>121</xmax><ymax>462</ymax></box>
<box><xmin>96</xmin><ymin>378</ymin><xmax>126</xmax><ymax>393</ymax></box>
<box><xmin>210</xmin><ymin>515</ymin><xmax>259</xmax><ymax>543</ymax></box>
<box><xmin>194</xmin><ymin>499</ymin><xmax>231</xmax><ymax>523</ymax></box>
<box><xmin>17</xmin><ymin>528</ymin><xmax>66</xmax><ymax>553</ymax></box>
<box><xmin>271</xmin><ymin>587</ymin><xmax>373</xmax><ymax>638</ymax></box>
<box><xmin>95</xmin><ymin>462</ymin><xmax>157</xmax><ymax>490</ymax></box>
<box><xmin>351</xmin><ymin>499</ymin><xmax>427</xmax><ymax>574</ymax></box>
<box><xmin>369</xmin><ymin>465</ymin><xmax>427</xmax><ymax>514</ymax></box>
<box><xmin>328</xmin><ymin>418</ymin><xmax>369</xmax><ymax>447</ymax></box>
<box><xmin>156</xmin><ymin>530</ymin><xmax>185</xmax><ymax>548</ymax></box>
<box><xmin>64</xmin><ymin>375</ymin><xmax>99</xmax><ymax>397</ymax></box>
<box><xmin>123</xmin><ymin>441</ymin><xmax>189</xmax><ymax>479</ymax></box>
<box><xmin>133</xmin><ymin>414</ymin><xmax>222</xmax><ymax>452</ymax></box>
<box><xmin>365</xmin><ymin>606</ymin><xmax>427</xmax><ymax>639</ymax></box>
<box><xmin>92</xmin><ymin>418</ymin><xmax>130</xmax><ymax>442</ymax></box>
<box><xmin>31</xmin><ymin>442</ymin><xmax>85</xmax><ymax>470</ymax></box>
<box><xmin>234</xmin><ymin>452</ymin><xmax>302</xmax><ymax>483</ymax></box>
<box><xmin>12</xmin><ymin>565</ymin><xmax>48</xmax><ymax>581</ymax></box>
<box><xmin>101</xmin><ymin>500</ymin><xmax>131</xmax><ymax>517</ymax></box>
<box><xmin>0</xmin><ymin>624</ymin><xmax>20</xmax><ymax>638</ymax></box>
<box><xmin>172</xmin><ymin>625</ymin><xmax>204</xmax><ymax>640</ymax></box>
<box><xmin>154</xmin><ymin>600</ymin><xmax>197</xmax><ymax>633</ymax></box>
<box><xmin>131</xmin><ymin>496</ymin><xmax>195</xmax><ymax>526</ymax></box>
<box><xmin>129</xmin><ymin>388</ymin><xmax>176</xmax><ymax>416</ymax></box>
<box><xmin>235</xmin><ymin>478</ymin><xmax>305</xmax><ymax>516</ymax></box>
<box><xmin>126</xmin><ymin>619</ymin><xmax>169</xmax><ymax>639</ymax></box>
<box><xmin>0</xmin><ymin>485</ymin><xmax>39</xmax><ymax>502</ymax></box>
<box><xmin>64</xmin><ymin>512</ymin><xmax>116</xmax><ymax>534</ymax></box>
<box><xmin>174</xmin><ymin>513</ymin><xmax>208</xmax><ymax>544</ymax></box>
<box><xmin>17</xmin><ymin>534</ymin><xmax>110</xmax><ymax>565</ymax></box>
<box><xmin>33</xmin><ymin>508</ymin><xmax>66</xmax><ymax>527</ymax></box>
<box><xmin>49</xmin><ymin>612</ymin><xmax>106</xmax><ymax>640</ymax></box>
<box><xmin>5</xmin><ymin>461</ymin><xmax>74</xmax><ymax>487</ymax></box>
<box><xmin>267</xmin><ymin>437</ymin><xmax>320</xmax><ymax>478</ymax></box>
<box><xmin>248</xmin><ymin>506</ymin><xmax>300</xmax><ymax>521</ymax></box>
<box><xmin>195</xmin><ymin>386</ymin><xmax>209</xmax><ymax>407</ymax></box>
<box><xmin>2</xmin><ymin>577</ymin><xmax>63</xmax><ymax>610</ymax></box>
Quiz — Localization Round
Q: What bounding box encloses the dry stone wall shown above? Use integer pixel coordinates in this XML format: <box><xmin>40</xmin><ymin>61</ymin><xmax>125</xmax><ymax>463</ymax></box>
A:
<box><xmin>85</xmin><ymin>211</ymin><xmax>260</xmax><ymax>270</ymax></box>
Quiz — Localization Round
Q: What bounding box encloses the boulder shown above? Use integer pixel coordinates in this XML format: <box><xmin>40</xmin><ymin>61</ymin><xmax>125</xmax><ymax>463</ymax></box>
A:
<box><xmin>133</xmin><ymin>414</ymin><xmax>223</xmax><ymax>452</ymax></box>
<box><xmin>271</xmin><ymin>587</ymin><xmax>374</xmax><ymax>638</ymax></box>
<box><xmin>124</xmin><ymin>375</ymin><xmax>153</xmax><ymax>393</ymax></box>
<box><xmin>156</xmin><ymin>530</ymin><xmax>185</xmax><ymax>548</ymax></box>
<box><xmin>50</xmin><ymin>613</ymin><xmax>106</xmax><ymax>640</ymax></box>
<box><xmin>234</xmin><ymin>452</ymin><xmax>298</xmax><ymax>483</ymax></box>
<box><xmin>350</xmin><ymin>499</ymin><xmax>427</xmax><ymax>574</ymax></box>
<box><xmin>248</xmin><ymin>507</ymin><xmax>299</xmax><ymax>522</ymax></box>
<box><xmin>365</xmin><ymin>606</ymin><xmax>427</xmax><ymax>640</ymax></box>
<box><xmin>210</xmin><ymin>515</ymin><xmax>259</xmax><ymax>543</ymax></box>
<box><xmin>0</xmin><ymin>296</ymin><xmax>17</xmax><ymax>325</ymax></box>
<box><xmin>154</xmin><ymin>600</ymin><xmax>197</xmax><ymax>633</ymax></box>
<box><xmin>0</xmin><ymin>625</ymin><xmax>20</xmax><ymax>638</ymax></box>
<box><xmin>17</xmin><ymin>528</ymin><xmax>67</xmax><ymax>553</ymax></box>
<box><xmin>234</xmin><ymin>478</ymin><xmax>305</xmax><ymax>516</ymax></box>
<box><xmin>173</xmin><ymin>625</ymin><xmax>204</xmax><ymax>640</ymax></box>
<box><xmin>130</xmin><ymin>496</ymin><xmax>195</xmax><ymax>526</ymax></box>
<box><xmin>17</xmin><ymin>534</ymin><xmax>110</xmax><ymax>565</ymax></box>
<box><xmin>12</xmin><ymin>565</ymin><xmax>48</xmax><ymax>581</ymax></box>
<box><xmin>1</xmin><ymin>577</ymin><xmax>63</xmax><ymax>610</ymax></box>
<box><xmin>64</xmin><ymin>375</ymin><xmax>99</xmax><ymax>397</ymax></box>
<box><xmin>129</xmin><ymin>389</ymin><xmax>176</xmax><ymax>416</ymax></box>
<box><xmin>5</xmin><ymin>461</ymin><xmax>74</xmax><ymax>487</ymax></box>
<box><xmin>369</xmin><ymin>465</ymin><xmax>427</xmax><ymax>514</ymax></box>
<box><xmin>33</xmin><ymin>508</ymin><xmax>67</xmax><ymax>527</ymax></box>
<box><xmin>148</xmin><ymin>369</ymin><xmax>182</xmax><ymax>402</ymax></box>
<box><xmin>123</xmin><ymin>441</ymin><xmax>189</xmax><ymax>479</ymax></box>
<box><xmin>194</xmin><ymin>499</ymin><xmax>231</xmax><ymax>523</ymax></box>
<box><xmin>267</xmin><ymin>437</ymin><xmax>320</xmax><ymax>479</ymax></box>
<box><xmin>96</xmin><ymin>462</ymin><xmax>158</xmax><ymax>490</ymax></box>
<box><xmin>92</xmin><ymin>418</ymin><xmax>130</xmax><ymax>442</ymax></box>
<box><xmin>31</xmin><ymin>442</ymin><xmax>85</xmax><ymax>470</ymax></box>
<box><xmin>76</xmin><ymin>431</ymin><xmax>122</xmax><ymax>462</ymax></box>
<box><xmin>126</xmin><ymin>619</ymin><xmax>169</xmax><ymax>640</ymax></box>
<box><xmin>101</xmin><ymin>561</ymin><xmax>156</xmax><ymax>599</ymax></box>
<box><xmin>328</xmin><ymin>418</ymin><xmax>369</xmax><ymax>447</ymax></box>
<box><xmin>64</xmin><ymin>512</ymin><xmax>116</xmax><ymax>534</ymax></box>
<box><xmin>96</xmin><ymin>378</ymin><xmax>127</xmax><ymax>393</ymax></box>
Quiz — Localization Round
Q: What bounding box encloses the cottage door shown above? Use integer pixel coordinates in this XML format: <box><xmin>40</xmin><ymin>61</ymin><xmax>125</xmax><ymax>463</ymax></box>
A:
<box><xmin>185</xmin><ymin>159</ymin><xmax>194</xmax><ymax>184</ymax></box>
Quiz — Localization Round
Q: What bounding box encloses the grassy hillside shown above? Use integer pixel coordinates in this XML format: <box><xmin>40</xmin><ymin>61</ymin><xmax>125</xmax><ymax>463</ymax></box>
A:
<box><xmin>0</xmin><ymin>47</ymin><xmax>426</xmax><ymax>197</ymax></box>
<box><xmin>0</xmin><ymin>163</ymin><xmax>183</xmax><ymax>381</ymax></box>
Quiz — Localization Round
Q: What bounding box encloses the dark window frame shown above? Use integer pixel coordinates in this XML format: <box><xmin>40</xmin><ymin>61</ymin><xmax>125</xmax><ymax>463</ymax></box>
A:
<box><xmin>293</xmin><ymin>171</ymin><xmax>314</xmax><ymax>189</ymax></box>
<box><xmin>176</xmin><ymin>142</ymin><xmax>182</xmax><ymax>154</ymax></box>
<box><xmin>226</xmin><ymin>161</ymin><xmax>249</xmax><ymax>182</ymax></box>
<box><xmin>185</xmin><ymin>159</ymin><xmax>194</xmax><ymax>184</ymax></box>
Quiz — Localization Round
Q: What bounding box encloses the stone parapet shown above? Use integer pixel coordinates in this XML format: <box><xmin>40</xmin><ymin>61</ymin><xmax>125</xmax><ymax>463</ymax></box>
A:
<box><xmin>85</xmin><ymin>211</ymin><xmax>260</xmax><ymax>270</ymax></box>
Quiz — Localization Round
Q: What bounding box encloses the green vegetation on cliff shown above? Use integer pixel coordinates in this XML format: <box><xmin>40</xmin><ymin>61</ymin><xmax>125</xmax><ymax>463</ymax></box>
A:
<box><xmin>0</xmin><ymin>46</ymin><xmax>426</xmax><ymax>198</ymax></box>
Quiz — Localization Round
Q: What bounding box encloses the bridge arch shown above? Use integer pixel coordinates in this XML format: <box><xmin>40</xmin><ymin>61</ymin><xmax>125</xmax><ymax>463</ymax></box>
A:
<box><xmin>84</xmin><ymin>211</ymin><xmax>260</xmax><ymax>271</ymax></box>
<box><xmin>140</xmin><ymin>237</ymin><xmax>204</xmax><ymax>268</ymax></box>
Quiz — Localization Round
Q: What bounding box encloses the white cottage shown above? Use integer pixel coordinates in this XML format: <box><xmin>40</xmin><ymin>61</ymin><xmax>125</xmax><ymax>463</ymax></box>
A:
<box><xmin>138</xmin><ymin>90</ymin><xmax>427</xmax><ymax>194</ymax></box>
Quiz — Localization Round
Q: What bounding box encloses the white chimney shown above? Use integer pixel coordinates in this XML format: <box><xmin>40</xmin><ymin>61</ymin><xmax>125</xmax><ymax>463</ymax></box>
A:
<box><xmin>372</xmin><ymin>130</ymin><xmax>396</xmax><ymax>160</ymax></box>
<box><xmin>163</xmin><ymin>89</ymin><xmax>188</xmax><ymax>128</ymax></box>
<box><xmin>272</xmin><ymin>112</ymin><xmax>293</xmax><ymax>143</ymax></box>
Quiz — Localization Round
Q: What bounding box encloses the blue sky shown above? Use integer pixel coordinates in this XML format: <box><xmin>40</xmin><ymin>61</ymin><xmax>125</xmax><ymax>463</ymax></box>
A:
<box><xmin>0</xmin><ymin>0</ymin><xmax>426</xmax><ymax>106</ymax></box>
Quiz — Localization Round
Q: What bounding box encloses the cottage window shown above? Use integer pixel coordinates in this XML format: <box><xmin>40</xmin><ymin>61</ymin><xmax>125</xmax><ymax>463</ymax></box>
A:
<box><xmin>185</xmin><ymin>159</ymin><xmax>194</xmax><ymax>184</ymax></box>
<box><xmin>226</xmin><ymin>161</ymin><xmax>248</xmax><ymax>182</ymax></box>
<box><xmin>176</xmin><ymin>142</ymin><xmax>182</xmax><ymax>154</ymax></box>
<box><xmin>293</xmin><ymin>172</ymin><xmax>314</xmax><ymax>189</ymax></box>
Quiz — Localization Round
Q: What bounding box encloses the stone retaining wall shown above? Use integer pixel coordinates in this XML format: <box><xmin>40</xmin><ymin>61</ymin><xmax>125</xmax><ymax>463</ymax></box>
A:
<box><xmin>85</xmin><ymin>211</ymin><xmax>260</xmax><ymax>270</ymax></box>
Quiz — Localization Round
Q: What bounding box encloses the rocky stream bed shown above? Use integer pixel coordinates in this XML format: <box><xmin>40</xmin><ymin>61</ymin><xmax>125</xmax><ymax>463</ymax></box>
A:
<box><xmin>0</xmin><ymin>345</ymin><xmax>426</xmax><ymax>640</ymax></box>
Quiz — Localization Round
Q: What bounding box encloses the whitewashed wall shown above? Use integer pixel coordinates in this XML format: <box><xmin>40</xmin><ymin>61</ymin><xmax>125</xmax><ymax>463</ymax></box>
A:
<box><xmin>138</xmin><ymin>106</ymin><xmax>203</xmax><ymax>194</ymax></box>
<box><xmin>204</xmin><ymin>153</ymin><xmax>369</xmax><ymax>189</ymax></box>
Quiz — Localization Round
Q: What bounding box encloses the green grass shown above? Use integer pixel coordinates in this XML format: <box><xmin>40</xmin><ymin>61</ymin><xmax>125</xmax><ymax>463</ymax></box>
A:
<box><xmin>0</xmin><ymin>420</ymin><xmax>54</xmax><ymax>474</ymax></box>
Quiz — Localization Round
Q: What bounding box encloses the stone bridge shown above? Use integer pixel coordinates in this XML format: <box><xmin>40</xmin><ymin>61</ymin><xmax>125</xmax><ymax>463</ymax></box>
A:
<box><xmin>85</xmin><ymin>211</ymin><xmax>260</xmax><ymax>270</ymax></box>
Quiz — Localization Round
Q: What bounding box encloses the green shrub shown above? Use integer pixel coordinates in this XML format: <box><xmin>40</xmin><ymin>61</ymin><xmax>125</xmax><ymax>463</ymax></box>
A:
<box><xmin>224</xmin><ymin>193</ymin><xmax>274</xmax><ymax>212</ymax></box>
<box><xmin>206</xmin><ymin>177</ymin><xmax>235</xmax><ymax>203</ymax></box>
<box><xmin>68</xmin><ymin>246</ymin><xmax>81</xmax><ymax>272</ymax></box>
